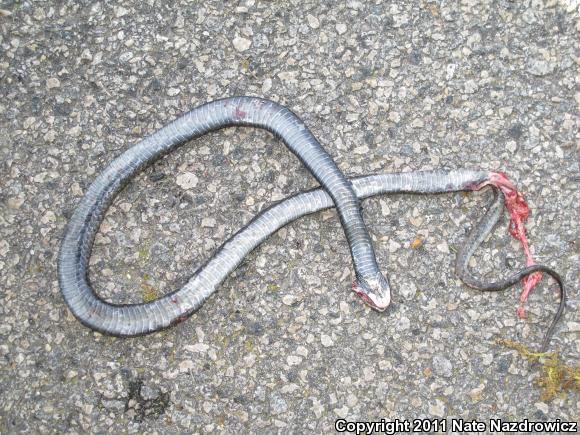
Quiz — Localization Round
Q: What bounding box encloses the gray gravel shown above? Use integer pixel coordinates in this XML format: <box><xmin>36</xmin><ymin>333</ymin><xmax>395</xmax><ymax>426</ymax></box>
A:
<box><xmin>1</xmin><ymin>0</ymin><xmax>579</xmax><ymax>432</ymax></box>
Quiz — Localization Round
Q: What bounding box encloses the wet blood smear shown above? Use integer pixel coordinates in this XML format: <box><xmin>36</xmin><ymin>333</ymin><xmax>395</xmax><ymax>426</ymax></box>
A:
<box><xmin>486</xmin><ymin>171</ymin><xmax>542</xmax><ymax>318</ymax></box>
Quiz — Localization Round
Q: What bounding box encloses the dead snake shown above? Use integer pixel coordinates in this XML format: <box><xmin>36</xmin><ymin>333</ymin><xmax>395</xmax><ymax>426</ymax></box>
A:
<box><xmin>58</xmin><ymin>97</ymin><xmax>566</xmax><ymax>350</ymax></box>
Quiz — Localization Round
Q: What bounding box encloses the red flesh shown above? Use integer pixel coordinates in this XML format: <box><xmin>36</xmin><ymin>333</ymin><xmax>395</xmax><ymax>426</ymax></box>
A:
<box><xmin>476</xmin><ymin>171</ymin><xmax>542</xmax><ymax>318</ymax></box>
<box><xmin>234</xmin><ymin>107</ymin><xmax>247</xmax><ymax>120</ymax></box>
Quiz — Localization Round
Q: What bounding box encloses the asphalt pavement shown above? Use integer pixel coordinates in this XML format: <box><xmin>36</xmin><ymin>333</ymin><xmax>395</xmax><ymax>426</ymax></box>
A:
<box><xmin>1</xmin><ymin>1</ymin><xmax>578</xmax><ymax>432</ymax></box>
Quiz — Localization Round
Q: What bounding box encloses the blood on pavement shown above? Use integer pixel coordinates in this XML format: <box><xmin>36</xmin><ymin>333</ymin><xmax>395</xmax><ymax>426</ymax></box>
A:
<box><xmin>477</xmin><ymin>171</ymin><xmax>542</xmax><ymax>318</ymax></box>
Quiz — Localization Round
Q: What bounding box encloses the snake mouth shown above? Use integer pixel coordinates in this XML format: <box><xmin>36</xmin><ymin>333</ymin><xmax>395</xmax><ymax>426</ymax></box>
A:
<box><xmin>352</xmin><ymin>277</ymin><xmax>391</xmax><ymax>311</ymax></box>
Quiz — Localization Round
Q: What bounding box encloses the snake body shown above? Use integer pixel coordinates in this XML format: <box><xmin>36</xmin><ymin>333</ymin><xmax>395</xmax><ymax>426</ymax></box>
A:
<box><xmin>58</xmin><ymin>97</ymin><xmax>565</xmax><ymax>349</ymax></box>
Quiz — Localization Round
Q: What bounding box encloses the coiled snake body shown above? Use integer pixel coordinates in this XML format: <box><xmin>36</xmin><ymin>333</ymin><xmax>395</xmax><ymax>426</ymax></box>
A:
<box><xmin>58</xmin><ymin>97</ymin><xmax>565</xmax><ymax>349</ymax></box>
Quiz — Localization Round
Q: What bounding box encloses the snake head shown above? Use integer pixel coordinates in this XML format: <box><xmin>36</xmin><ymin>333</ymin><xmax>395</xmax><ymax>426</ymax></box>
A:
<box><xmin>352</xmin><ymin>273</ymin><xmax>391</xmax><ymax>311</ymax></box>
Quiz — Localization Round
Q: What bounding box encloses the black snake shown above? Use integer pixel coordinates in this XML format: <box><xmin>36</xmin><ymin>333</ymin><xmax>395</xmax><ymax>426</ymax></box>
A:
<box><xmin>58</xmin><ymin>97</ymin><xmax>565</xmax><ymax>350</ymax></box>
